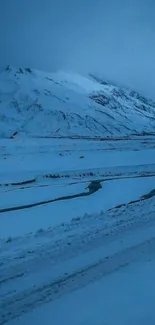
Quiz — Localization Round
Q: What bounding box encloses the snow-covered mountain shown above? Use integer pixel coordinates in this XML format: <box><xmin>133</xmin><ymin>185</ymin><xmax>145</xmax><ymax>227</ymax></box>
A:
<box><xmin>0</xmin><ymin>65</ymin><xmax>155</xmax><ymax>138</ymax></box>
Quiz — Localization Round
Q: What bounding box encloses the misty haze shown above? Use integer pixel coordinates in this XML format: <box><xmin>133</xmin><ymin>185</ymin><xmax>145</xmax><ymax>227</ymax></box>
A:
<box><xmin>0</xmin><ymin>0</ymin><xmax>155</xmax><ymax>98</ymax></box>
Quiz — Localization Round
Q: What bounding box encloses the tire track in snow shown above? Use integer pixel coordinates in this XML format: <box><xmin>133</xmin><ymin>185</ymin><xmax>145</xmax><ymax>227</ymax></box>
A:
<box><xmin>1</xmin><ymin>235</ymin><xmax>155</xmax><ymax>324</ymax></box>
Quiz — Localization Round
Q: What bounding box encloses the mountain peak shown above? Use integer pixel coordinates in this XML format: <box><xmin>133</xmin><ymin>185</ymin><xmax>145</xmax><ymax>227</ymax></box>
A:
<box><xmin>0</xmin><ymin>67</ymin><xmax>155</xmax><ymax>139</ymax></box>
<box><xmin>4</xmin><ymin>65</ymin><xmax>34</xmax><ymax>76</ymax></box>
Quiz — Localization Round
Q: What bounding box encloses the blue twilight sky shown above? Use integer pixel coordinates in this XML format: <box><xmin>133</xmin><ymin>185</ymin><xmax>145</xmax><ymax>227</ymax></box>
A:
<box><xmin>0</xmin><ymin>0</ymin><xmax>155</xmax><ymax>98</ymax></box>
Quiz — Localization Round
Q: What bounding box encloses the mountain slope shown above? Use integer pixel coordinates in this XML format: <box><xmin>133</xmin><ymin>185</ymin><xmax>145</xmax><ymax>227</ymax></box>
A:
<box><xmin>0</xmin><ymin>66</ymin><xmax>155</xmax><ymax>138</ymax></box>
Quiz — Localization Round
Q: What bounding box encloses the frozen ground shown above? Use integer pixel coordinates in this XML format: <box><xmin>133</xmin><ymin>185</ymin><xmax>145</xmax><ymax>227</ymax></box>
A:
<box><xmin>0</xmin><ymin>137</ymin><xmax>155</xmax><ymax>324</ymax></box>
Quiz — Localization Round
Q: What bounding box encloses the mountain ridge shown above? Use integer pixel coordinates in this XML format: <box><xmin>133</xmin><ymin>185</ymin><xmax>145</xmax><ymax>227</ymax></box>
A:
<box><xmin>0</xmin><ymin>66</ymin><xmax>155</xmax><ymax>138</ymax></box>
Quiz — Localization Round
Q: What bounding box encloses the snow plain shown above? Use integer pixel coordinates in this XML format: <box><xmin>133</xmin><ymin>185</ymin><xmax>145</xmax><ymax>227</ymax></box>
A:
<box><xmin>1</xmin><ymin>136</ymin><xmax>155</xmax><ymax>325</ymax></box>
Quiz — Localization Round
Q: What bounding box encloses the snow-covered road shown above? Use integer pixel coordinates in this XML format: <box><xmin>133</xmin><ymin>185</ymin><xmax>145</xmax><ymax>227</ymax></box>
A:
<box><xmin>1</xmin><ymin>195</ymin><xmax>155</xmax><ymax>324</ymax></box>
<box><xmin>1</xmin><ymin>137</ymin><xmax>155</xmax><ymax>324</ymax></box>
